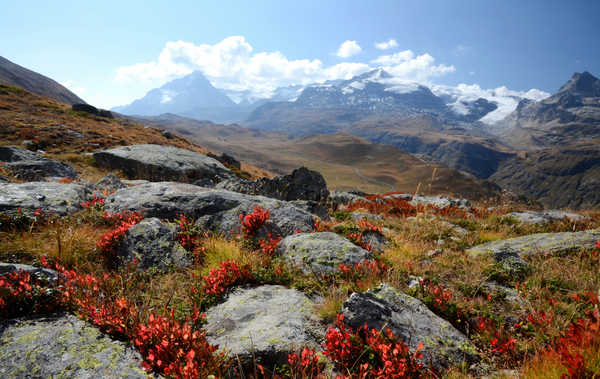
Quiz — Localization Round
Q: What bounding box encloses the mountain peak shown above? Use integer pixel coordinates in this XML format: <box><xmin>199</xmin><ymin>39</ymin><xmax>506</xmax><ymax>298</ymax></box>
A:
<box><xmin>556</xmin><ymin>71</ymin><xmax>600</xmax><ymax>97</ymax></box>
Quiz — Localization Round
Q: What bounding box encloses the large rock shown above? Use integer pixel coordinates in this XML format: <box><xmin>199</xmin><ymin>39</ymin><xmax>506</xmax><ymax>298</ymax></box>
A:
<box><xmin>117</xmin><ymin>218</ymin><xmax>191</xmax><ymax>272</ymax></box>
<box><xmin>410</xmin><ymin>194</ymin><xmax>471</xmax><ymax>209</ymax></box>
<box><xmin>216</xmin><ymin>167</ymin><xmax>329</xmax><ymax>203</ymax></box>
<box><xmin>0</xmin><ymin>182</ymin><xmax>92</xmax><ymax>216</ymax></box>
<box><xmin>330</xmin><ymin>190</ymin><xmax>370</xmax><ymax>209</ymax></box>
<box><xmin>0</xmin><ymin>146</ymin><xmax>77</xmax><ymax>181</ymax></box>
<box><xmin>95</xmin><ymin>173</ymin><xmax>127</xmax><ymax>193</ymax></box>
<box><xmin>0</xmin><ymin>314</ymin><xmax>150</xmax><ymax>378</ymax></box>
<box><xmin>104</xmin><ymin>182</ymin><xmax>315</xmax><ymax>237</ymax></box>
<box><xmin>468</xmin><ymin>229</ymin><xmax>600</xmax><ymax>260</ymax></box>
<box><xmin>342</xmin><ymin>284</ymin><xmax>479</xmax><ymax>372</ymax></box>
<box><xmin>204</xmin><ymin>285</ymin><xmax>323</xmax><ymax>367</ymax></box>
<box><xmin>505</xmin><ymin>210</ymin><xmax>588</xmax><ymax>225</ymax></box>
<box><xmin>0</xmin><ymin>263</ymin><xmax>58</xmax><ymax>284</ymax></box>
<box><xmin>277</xmin><ymin>232</ymin><xmax>372</xmax><ymax>275</ymax></box>
<box><xmin>93</xmin><ymin>144</ymin><xmax>235</xmax><ymax>184</ymax></box>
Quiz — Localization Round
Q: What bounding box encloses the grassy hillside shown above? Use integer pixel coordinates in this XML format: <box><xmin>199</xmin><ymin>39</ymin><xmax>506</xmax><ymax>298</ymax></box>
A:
<box><xmin>136</xmin><ymin>114</ymin><xmax>502</xmax><ymax>201</ymax></box>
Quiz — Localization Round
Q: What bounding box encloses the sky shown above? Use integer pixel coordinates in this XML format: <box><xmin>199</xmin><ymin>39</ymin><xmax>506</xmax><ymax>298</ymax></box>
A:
<box><xmin>1</xmin><ymin>0</ymin><xmax>599</xmax><ymax>109</ymax></box>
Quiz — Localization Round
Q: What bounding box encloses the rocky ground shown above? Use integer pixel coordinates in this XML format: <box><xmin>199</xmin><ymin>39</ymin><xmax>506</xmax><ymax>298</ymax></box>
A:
<box><xmin>1</xmin><ymin>144</ymin><xmax>599</xmax><ymax>378</ymax></box>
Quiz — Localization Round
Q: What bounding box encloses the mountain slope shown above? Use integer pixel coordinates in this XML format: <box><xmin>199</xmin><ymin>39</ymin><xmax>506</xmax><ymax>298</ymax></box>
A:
<box><xmin>0</xmin><ymin>56</ymin><xmax>85</xmax><ymax>105</ymax></box>
<box><xmin>134</xmin><ymin>113</ymin><xmax>502</xmax><ymax>200</ymax></box>
<box><xmin>113</xmin><ymin>71</ymin><xmax>248</xmax><ymax>123</ymax></box>
<box><xmin>496</xmin><ymin>71</ymin><xmax>600</xmax><ymax>149</ymax></box>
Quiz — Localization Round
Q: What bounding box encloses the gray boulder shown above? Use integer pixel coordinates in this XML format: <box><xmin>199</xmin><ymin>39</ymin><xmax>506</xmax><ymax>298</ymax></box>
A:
<box><xmin>0</xmin><ymin>176</ymin><xmax>8</xmax><ymax>183</ymax></box>
<box><xmin>330</xmin><ymin>190</ymin><xmax>370</xmax><ymax>209</ymax></box>
<box><xmin>342</xmin><ymin>284</ymin><xmax>479</xmax><ymax>372</ymax></box>
<box><xmin>117</xmin><ymin>218</ymin><xmax>191</xmax><ymax>272</ymax></box>
<box><xmin>468</xmin><ymin>229</ymin><xmax>600</xmax><ymax>261</ymax></box>
<box><xmin>0</xmin><ymin>182</ymin><xmax>92</xmax><ymax>216</ymax></box>
<box><xmin>410</xmin><ymin>195</ymin><xmax>471</xmax><ymax>209</ymax></box>
<box><xmin>360</xmin><ymin>230</ymin><xmax>389</xmax><ymax>253</ymax></box>
<box><xmin>96</xmin><ymin>173</ymin><xmax>127</xmax><ymax>193</ymax></box>
<box><xmin>0</xmin><ymin>314</ymin><xmax>150</xmax><ymax>378</ymax></box>
<box><xmin>215</xmin><ymin>167</ymin><xmax>329</xmax><ymax>203</ymax></box>
<box><xmin>0</xmin><ymin>146</ymin><xmax>77</xmax><ymax>181</ymax></box>
<box><xmin>104</xmin><ymin>182</ymin><xmax>315</xmax><ymax>238</ymax></box>
<box><xmin>277</xmin><ymin>232</ymin><xmax>372</xmax><ymax>275</ymax></box>
<box><xmin>204</xmin><ymin>285</ymin><xmax>323</xmax><ymax>367</ymax></box>
<box><xmin>93</xmin><ymin>144</ymin><xmax>235</xmax><ymax>184</ymax></box>
<box><xmin>505</xmin><ymin>210</ymin><xmax>588</xmax><ymax>225</ymax></box>
<box><xmin>349</xmin><ymin>212</ymin><xmax>383</xmax><ymax>222</ymax></box>
<box><xmin>0</xmin><ymin>263</ymin><xmax>58</xmax><ymax>284</ymax></box>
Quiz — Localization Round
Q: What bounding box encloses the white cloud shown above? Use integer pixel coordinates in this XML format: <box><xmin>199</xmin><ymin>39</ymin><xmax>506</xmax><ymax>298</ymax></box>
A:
<box><xmin>336</xmin><ymin>40</ymin><xmax>362</xmax><ymax>58</ymax></box>
<box><xmin>375</xmin><ymin>39</ymin><xmax>398</xmax><ymax>50</ymax></box>
<box><xmin>114</xmin><ymin>36</ymin><xmax>454</xmax><ymax>102</ymax></box>
<box><xmin>60</xmin><ymin>80</ymin><xmax>86</xmax><ymax>97</ymax></box>
<box><xmin>431</xmin><ymin>83</ymin><xmax>550</xmax><ymax>123</ymax></box>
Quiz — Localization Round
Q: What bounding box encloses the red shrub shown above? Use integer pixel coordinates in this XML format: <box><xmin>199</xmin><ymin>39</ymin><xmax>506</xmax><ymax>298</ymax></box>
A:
<box><xmin>81</xmin><ymin>193</ymin><xmax>105</xmax><ymax>209</ymax></box>
<box><xmin>0</xmin><ymin>269</ymin><xmax>59</xmax><ymax>318</ymax></box>
<box><xmin>287</xmin><ymin>347</ymin><xmax>324</xmax><ymax>378</ymax></box>
<box><xmin>323</xmin><ymin>314</ymin><xmax>426</xmax><ymax>378</ymax></box>
<box><xmin>258</xmin><ymin>233</ymin><xmax>281</xmax><ymax>256</ymax></box>
<box><xmin>201</xmin><ymin>260</ymin><xmax>253</xmax><ymax>297</ymax></box>
<box><xmin>97</xmin><ymin>212</ymin><xmax>143</xmax><ymax>266</ymax></box>
<box><xmin>240</xmin><ymin>206</ymin><xmax>270</xmax><ymax>237</ymax></box>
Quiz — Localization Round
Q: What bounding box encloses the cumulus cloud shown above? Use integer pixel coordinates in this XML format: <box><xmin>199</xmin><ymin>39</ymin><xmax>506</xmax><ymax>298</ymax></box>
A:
<box><xmin>60</xmin><ymin>80</ymin><xmax>86</xmax><ymax>96</ymax></box>
<box><xmin>431</xmin><ymin>83</ymin><xmax>550</xmax><ymax>123</ymax></box>
<box><xmin>375</xmin><ymin>39</ymin><xmax>398</xmax><ymax>50</ymax></box>
<box><xmin>115</xmin><ymin>36</ymin><xmax>456</xmax><ymax>100</ymax></box>
<box><xmin>336</xmin><ymin>40</ymin><xmax>362</xmax><ymax>58</ymax></box>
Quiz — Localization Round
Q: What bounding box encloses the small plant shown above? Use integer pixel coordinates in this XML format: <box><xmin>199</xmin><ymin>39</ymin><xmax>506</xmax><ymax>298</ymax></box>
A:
<box><xmin>200</xmin><ymin>260</ymin><xmax>252</xmax><ymax>297</ymax></box>
<box><xmin>96</xmin><ymin>211</ymin><xmax>143</xmax><ymax>266</ymax></box>
<box><xmin>240</xmin><ymin>206</ymin><xmax>270</xmax><ymax>237</ymax></box>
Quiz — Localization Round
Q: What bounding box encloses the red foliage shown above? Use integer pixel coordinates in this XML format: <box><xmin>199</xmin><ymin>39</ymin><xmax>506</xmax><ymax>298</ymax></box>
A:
<box><xmin>201</xmin><ymin>260</ymin><xmax>253</xmax><ymax>297</ymax></box>
<box><xmin>80</xmin><ymin>193</ymin><xmax>105</xmax><ymax>209</ymax></box>
<box><xmin>323</xmin><ymin>314</ymin><xmax>426</xmax><ymax>378</ymax></box>
<box><xmin>0</xmin><ymin>269</ymin><xmax>59</xmax><ymax>318</ymax></box>
<box><xmin>96</xmin><ymin>212</ymin><xmax>143</xmax><ymax>265</ymax></box>
<box><xmin>338</xmin><ymin>259</ymin><xmax>389</xmax><ymax>282</ymax></box>
<box><xmin>58</xmin><ymin>177</ymin><xmax>74</xmax><ymax>183</ymax></box>
<box><xmin>476</xmin><ymin>316</ymin><xmax>517</xmax><ymax>356</ymax></box>
<box><xmin>240</xmin><ymin>206</ymin><xmax>270</xmax><ymax>237</ymax></box>
<box><xmin>287</xmin><ymin>347</ymin><xmax>324</xmax><ymax>378</ymax></box>
<box><xmin>258</xmin><ymin>233</ymin><xmax>282</xmax><ymax>256</ymax></box>
<box><xmin>134</xmin><ymin>310</ymin><xmax>223</xmax><ymax>378</ymax></box>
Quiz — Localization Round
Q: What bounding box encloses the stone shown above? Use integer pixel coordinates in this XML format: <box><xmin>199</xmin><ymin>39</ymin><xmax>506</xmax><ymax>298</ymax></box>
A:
<box><xmin>0</xmin><ymin>182</ymin><xmax>92</xmax><ymax>216</ymax></box>
<box><xmin>215</xmin><ymin>167</ymin><xmax>329</xmax><ymax>203</ymax></box>
<box><xmin>505</xmin><ymin>210</ymin><xmax>588</xmax><ymax>225</ymax></box>
<box><xmin>0</xmin><ymin>314</ymin><xmax>150</xmax><ymax>378</ymax></box>
<box><xmin>0</xmin><ymin>262</ymin><xmax>58</xmax><ymax>284</ymax></box>
<box><xmin>360</xmin><ymin>230</ymin><xmax>389</xmax><ymax>254</ymax></box>
<box><xmin>207</xmin><ymin>152</ymin><xmax>241</xmax><ymax>170</ymax></box>
<box><xmin>93</xmin><ymin>144</ymin><xmax>235</xmax><ymax>184</ymax></box>
<box><xmin>467</xmin><ymin>229</ymin><xmax>600</xmax><ymax>261</ymax></box>
<box><xmin>0</xmin><ymin>146</ymin><xmax>77</xmax><ymax>181</ymax></box>
<box><xmin>95</xmin><ymin>173</ymin><xmax>127</xmax><ymax>193</ymax></box>
<box><xmin>410</xmin><ymin>195</ymin><xmax>471</xmax><ymax>209</ymax></box>
<box><xmin>342</xmin><ymin>284</ymin><xmax>479</xmax><ymax>372</ymax></box>
<box><xmin>117</xmin><ymin>218</ymin><xmax>191</xmax><ymax>272</ymax></box>
<box><xmin>276</xmin><ymin>232</ymin><xmax>372</xmax><ymax>275</ymax></box>
<box><xmin>349</xmin><ymin>212</ymin><xmax>383</xmax><ymax>222</ymax></box>
<box><xmin>0</xmin><ymin>176</ymin><xmax>8</xmax><ymax>183</ymax></box>
<box><xmin>330</xmin><ymin>190</ymin><xmax>370</xmax><ymax>209</ymax></box>
<box><xmin>72</xmin><ymin>103</ymin><xmax>113</xmax><ymax>118</ymax></box>
<box><xmin>383</xmin><ymin>193</ymin><xmax>412</xmax><ymax>201</ymax></box>
<box><xmin>104</xmin><ymin>182</ymin><xmax>315</xmax><ymax>238</ymax></box>
<box><xmin>204</xmin><ymin>285</ymin><xmax>323</xmax><ymax>367</ymax></box>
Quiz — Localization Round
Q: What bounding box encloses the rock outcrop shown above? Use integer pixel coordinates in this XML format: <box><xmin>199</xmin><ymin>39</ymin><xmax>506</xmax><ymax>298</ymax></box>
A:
<box><xmin>93</xmin><ymin>144</ymin><xmax>234</xmax><ymax>184</ymax></box>
<box><xmin>0</xmin><ymin>146</ymin><xmax>77</xmax><ymax>181</ymax></box>
<box><xmin>0</xmin><ymin>314</ymin><xmax>150</xmax><ymax>378</ymax></box>
<box><xmin>95</xmin><ymin>173</ymin><xmax>127</xmax><ymax>193</ymax></box>
<box><xmin>117</xmin><ymin>218</ymin><xmax>191</xmax><ymax>271</ymax></box>
<box><xmin>0</xmin><ymin>182</ymin><xmax>91</xmax><ymax>216</ymax></box>
<box><xmin>103</xmin><ymin>182</ymin><xmax>315</xmax><ymax>237</ymax></box>
<box><xmin>204</xmin><ymin>285</ymin><xmax>323</xmax><ymax>367</ymax></box>
<box><xmin>505</xmin><ymin>210</ymin><xmax>588</xmax><ymax>225</ymax></box>
<box><xmin>0</xmin><ymin>263</ymin><xmax>58</xmax><ymax>283</ymax></box>
<box><xmin>342</xmin><ymin>284</ymin><xmax>479</xmax><ymax>371</ymax></box>
<box><xmin>410</xmin><ymin>194</ymin><xmax>471</xmax><ymax>209</ymax></box>
<box><xmin>216</xmin><ymin>167</ymin><xmax>329</xmax><ymax>203</ymax></box>
<box><xmin>277</xmin><ymin>232</ymin><xmax>372</xmax><ymax>275</ymax></box>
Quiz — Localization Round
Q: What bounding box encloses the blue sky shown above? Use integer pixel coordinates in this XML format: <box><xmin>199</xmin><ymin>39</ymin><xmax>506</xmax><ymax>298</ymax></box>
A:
<box><xmin>2</xmin><ymin>0</ymin><xmax>598</xmax><ymax>108</ymax></box>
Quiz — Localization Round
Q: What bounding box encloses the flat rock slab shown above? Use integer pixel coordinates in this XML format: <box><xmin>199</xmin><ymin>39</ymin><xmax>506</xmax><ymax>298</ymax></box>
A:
<box><xmin>0</xmin><ymin>263</ymin><xmax>58</xmax><ymax>283</ymax></box>
<box><xmin>118</xmin><ymin>218</ymin><xmax>191</xmax><ymax>272</ymax></box>
<box><xmin>204</xmin><ymin>285</ymin><xmax>323</xmax><ymax>366</ymax></box>
<box><xmin>104</xmin><ymin>182</ymin><xmax>315</xmax><ymax>237</ymax></box>
<box><xmin>505</xmin><ymin>210</ymin><xmax>588</xmax><ymax>225</ymax></box>
<box><xmin>410</xmin><ymin>195</ymin><xmax>471</xmax><ymax>209</ymax></box>
<box><xmin>96</xmin><ymin>173</ymin><xmax>127</xmax><ymax>193</ymax></box>
<box><xmin>0</xmin><ymin>182</ymin><xmax>92</xmax><ymax>216</ymax></box>
<box><xmin>0</xmin><ymin>314</ymin><xmax>151</xmax><ymax>378</ymax></box>
<box><xmin>0</xmin><ymin>146</ymin><xmax>77</xmax><ymax>181</ymax></box>
<box><xmin>342</xmin><ymin>284</ymin><xmax>479</xmax><ymax>371</ymax></box>
<box><xmin>277</xmin><ymin>232</ymin><xmax>372</xmax><ymax>275</ymax></box>
<box><xmin>468</xmin><ymin>229</ymin><xmax>600</xmax><ymax>260</ymax></box>
<box><xmin>94</xmin><ymin>144</ymin><xmax>234</xmax><ymax>184</ymax></box>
